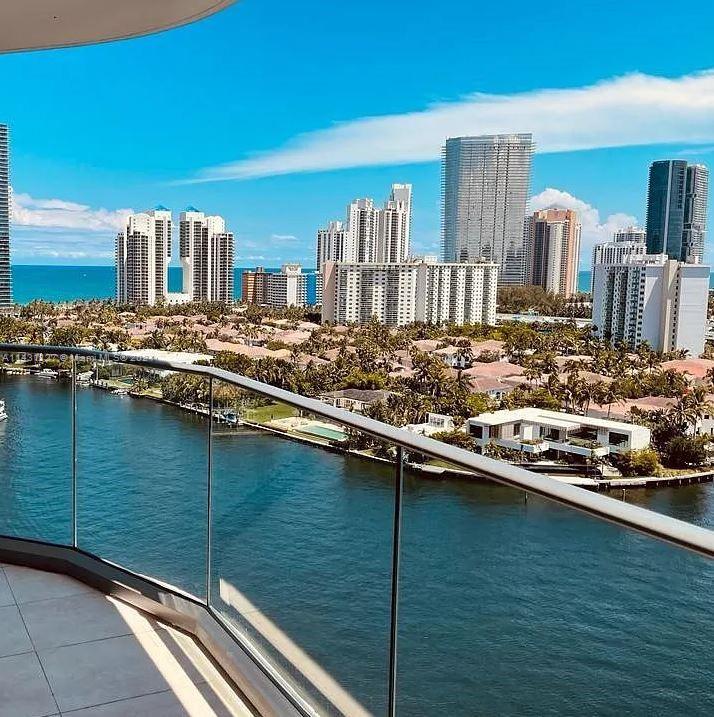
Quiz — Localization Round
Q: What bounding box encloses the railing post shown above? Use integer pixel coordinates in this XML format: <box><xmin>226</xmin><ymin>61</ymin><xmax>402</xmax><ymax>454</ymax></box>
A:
<box><xmin>70</xmin><ymin>354</ymin><xmax>78</xmax><ymax>548</ymax></box>
<box><xmin>387</xmin><ymin>445</ymin><xmax>404</xmax><ymax>717</ymax></box>
<box><xmin>206</xmin><ymin>375</ymin><xmax>214</xmax><ymax>606</ymax></box>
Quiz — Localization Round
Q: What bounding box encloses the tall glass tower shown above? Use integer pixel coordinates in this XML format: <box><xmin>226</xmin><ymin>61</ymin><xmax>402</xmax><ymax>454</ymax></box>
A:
<box><xmin>682</xmin><ymin>164</ymin><xmax>709</xmax><ymax>263</ymax></box>
<box><xmin>0</xmin><ymin>124</ymin><xmax>10</xmax><ymax>308</ymax></box>
<box><xmin>441</xmin><ymin>134</ymin><xmax>533</xmax><ymax>285</ymax></box>
<box><xmin>645</xmin><ymin>160</ymin><xmax>688</xmax><ymax>260</ymax></box>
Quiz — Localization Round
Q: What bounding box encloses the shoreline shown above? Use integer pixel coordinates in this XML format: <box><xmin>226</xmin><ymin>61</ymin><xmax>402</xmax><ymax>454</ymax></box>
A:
<box><xmin>4</xmin><ymin>371</ymin><xmax>712</xmax><ymax>492</ymax></box>
<box><xmin>84</xmin><ymin>377</ymin><xmax>714</xmax><ymax>492</ymax></box>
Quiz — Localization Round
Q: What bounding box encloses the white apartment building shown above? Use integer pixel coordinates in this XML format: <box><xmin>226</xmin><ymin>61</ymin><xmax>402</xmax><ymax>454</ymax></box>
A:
<box><xmin>376</xmin><ymin>183</ymin><xmax>412</xmax><ymax>263</ymax></box>
<box><xmin>116</xmin><ymin>209</ymin><xmax>171</xmax><ymax>305</ymax></box>
<box><xmin>346</xmin><ymin>198</ymin><xmax>378</xmax><ymax>263</ymax></box>
<box><xmin>592</xmin><ymin>254</ymin><xmax>709</xmax><ymax>355</ymax></box>
<box><xmin>317</xmin><ymin>183</ymin><xmax>413</xmax><ymax>268</ymax></box>
<box><xmin>267</xmin><ymin>264</ymin><xmax>308</xmax><ymax>308</ymax></box>
<box><xmin>316</xmin><ymin>220</ymin><xmax>347</xmax><ymax>269</ymax></box>
<box><xmin>117</xmin><ymin>207</ymin><xmax>234</xmax><ymax>306</ymax></box>
<box><xmin>321</xmin><ymin>259</ymin><xmax>498</xmax><ymax>327</ymax></box>
<box><xmin>179</xmin><ymin>209</ymin><xmax>234</xmax><ymax>302</ymax></box>
<box><xmin>590</xmin><ymin>227</ymin><xmax>646</xmax><ymax>292</ymax></box>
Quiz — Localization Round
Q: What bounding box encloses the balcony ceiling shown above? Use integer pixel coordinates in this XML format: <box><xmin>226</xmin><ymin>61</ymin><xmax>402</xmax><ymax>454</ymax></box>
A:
<box><xmin>0</xmin><ymin>0</ymin><xmax>238</xmax><ymax>53</ymax></box>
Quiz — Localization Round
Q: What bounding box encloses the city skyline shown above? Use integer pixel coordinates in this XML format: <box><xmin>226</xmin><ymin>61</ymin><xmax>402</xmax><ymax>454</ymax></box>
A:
<box><xmin>2</xmin><ymin>0</ymin><xmax>714</xmax><ymax>269</ymax></box>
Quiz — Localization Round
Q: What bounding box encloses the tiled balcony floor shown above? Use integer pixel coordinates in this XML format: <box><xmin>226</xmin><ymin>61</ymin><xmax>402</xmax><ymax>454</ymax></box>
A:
<box><xmin>0</xmin><ymin>563</ymin><xmax>255</xmax><ymax>717</ymax></box>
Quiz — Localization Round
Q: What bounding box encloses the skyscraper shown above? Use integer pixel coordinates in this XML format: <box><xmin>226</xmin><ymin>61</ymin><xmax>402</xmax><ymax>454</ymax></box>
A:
<box><xmin>683</xmin><ymin>164</ymin><xmax>709</xmax><ymax>263</ymax></box>
<box><xmin>346</xmin><ymin>198</ymin><xmax>378</xmax><ymax>263</ymax></box>
<box><xmin>316</xmin><ymin>221</ymin><xmax>347</xmax><ymax>269</ymax></box>
<box><xmin>116</xmin><ymin>211</ymin><xmax>168</xmax><ymax>306</ymax></box>
<box><xmin>376</xmin><ymin>183</ymin><xmax>412</xmax><ymax>263</ymax></box>
<box><xmin>525</xmin><ymin>208</ymin><xmax>581</xmax><ymax>297</ymax></box>
<box><xmin>317</xmin><ymin>183</ymin><xmax>413</xmax><ymax>270</ymax></box>
<box><xmin>179</xmin><ymin>209</ymin><xmax>234</xmax><ymax>302</ymax></box>
<box><xmin>441</xmin><ymin>134</ymin><xmax>533</xmax><ymax>285</ymax></box>
<box><xmin>645</xmin><ymin>160</ymin><xmax>688</xmax><ymax>260</ymax></box>
<box><xmin>0</xmin><ymin>124</ymin><xmax>11</xmax><ymax>309</ymax></box>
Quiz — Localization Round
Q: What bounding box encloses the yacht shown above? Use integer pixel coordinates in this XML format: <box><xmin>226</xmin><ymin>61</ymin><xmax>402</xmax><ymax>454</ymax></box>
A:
<box><xmin>0</xmin><ymin>400</ymin><xmax>7</xmax><ymax>422</ymax></box>
<box><xmin>36</xmin><ymin>368</ymin><xmax>59</xmax><ymax>379</ymax></box>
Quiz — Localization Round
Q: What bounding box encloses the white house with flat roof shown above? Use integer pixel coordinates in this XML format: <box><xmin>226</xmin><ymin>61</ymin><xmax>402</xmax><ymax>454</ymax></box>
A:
<box><xmin>467</xmin><ymin>408</ymin><xmax>651</xmax><ymax>459</ymax></box>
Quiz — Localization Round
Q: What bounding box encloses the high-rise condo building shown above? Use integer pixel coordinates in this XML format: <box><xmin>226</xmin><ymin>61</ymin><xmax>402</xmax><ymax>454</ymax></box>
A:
<box><xmin>590</xmin><ymin>227</ymin><xmax>647</xmax><ymax>293</ymax></box>
<box><xmin>266</xmin><ymin>264</ymin><xmax>307</xmax><ymax>308</ymax></box>
<box><xmin>646</xmin><ymin>160</ymin><xmax>709</xmax><ymax>262</ymax></box>
<box><xmin>645</xmin><ymin>160</ymin><xmax>687</xmax><ymax>260</ymax></box>
<box><xmin>683</xmin><ymin>164</ymin><xmax>709</xmax><ymax>264</ymax></box>
<box><xmin>317</xmin><ymin>183</ymin><xmax>413</xmax><ymax>269</ymax></box>
<box><xmin>592</xmin><ymin>254</ymin><xmax>709</xmax><ymax>355</ymax></box>
<box><xmin>346</xmin><ymin>198</ymin><xmax>378</xmax><ymax>263</ymax></box>
<box><xmin>441</xmin><ymin>134</ymin><xmax>533</xmax><ymax>285</ymax></box>
<box><xmin>179</xmin><ymin>209</ymin><xmax>234</xmax><ymax>302</ymax></box>
<box><xmin>0</xmin><ymin>124</ymin><xmax>11</xmax><ymax>309</ymax></box>
<box><xmin>525</xmin><ymin>208</ymin><xmax>581</xmax><ymax>297</ymax></box>
<box><xmin>242</xmin><ymin>266</ymin><xmax>269</xmax><ymax>305</ymax></box>
<box><xmin>316</xmin><ymin>221</ymin><xmax>348</xmax><ymax>269</ymax></box>
<box><xmin>376</xmin><ymin>183</ymin><xmax>412</xmax><ymax>263</ymax></box>
<box><xmin>321</xmin><ymin>259</ymin><xmax>498</xmax><ymax>327</ymax></box>
<box><xmin>116</xmin><ymin>211</ymin><xmax>171</xmax><ymax>306</ymax></box>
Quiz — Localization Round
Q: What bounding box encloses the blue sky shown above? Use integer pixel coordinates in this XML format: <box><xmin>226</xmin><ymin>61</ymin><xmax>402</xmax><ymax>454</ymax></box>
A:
<box><xmin>4</xmin><ymin>0</ymin><xmax>714</xmax><ymax>268</ymax></box>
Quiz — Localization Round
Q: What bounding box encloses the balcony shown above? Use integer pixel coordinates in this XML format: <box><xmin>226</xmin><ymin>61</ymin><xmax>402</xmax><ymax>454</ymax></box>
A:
<box><xmin>2</xmin><ymin>343</ymin><xmax>714</xmax><ymax>717</ymax></box>
<box><xmin>0</xmin><ymin>563</ymin><xmax>250</xmax><ymax>716</ymax></box>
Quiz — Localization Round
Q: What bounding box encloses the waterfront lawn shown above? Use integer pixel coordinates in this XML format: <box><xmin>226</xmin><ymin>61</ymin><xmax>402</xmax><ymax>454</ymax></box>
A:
<box><xmin>244</xmin><ymin>403</ymin><xmax>297</xmax><ymax>424</ymax></box>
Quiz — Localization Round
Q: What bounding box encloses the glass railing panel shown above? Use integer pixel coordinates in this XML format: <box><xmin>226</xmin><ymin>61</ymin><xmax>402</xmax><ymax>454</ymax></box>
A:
<box><xmin>76</xmin><ymin>360</ymin><xmax>208</xmax><ymax>597</ymax></box>
<box><xmin>209</xmin><ymin>382</ymin><xmax>394</xmax><ymax>716</ymax></box>
<box><xmin>0</xmin><ymin>350</ymin><xmax>73</xmax><ymax>543</ymax></box>
<box><xmin>397</xmin><ymin>478</ymin><xmax>714</xmax><ymax>716</ymax></box>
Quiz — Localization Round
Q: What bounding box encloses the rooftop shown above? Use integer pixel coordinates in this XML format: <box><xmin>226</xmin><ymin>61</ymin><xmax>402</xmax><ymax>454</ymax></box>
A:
<box><xmin>469</xmin><ymin>407</ymin><xmax>646</xmax><ymax>432</ymax></box>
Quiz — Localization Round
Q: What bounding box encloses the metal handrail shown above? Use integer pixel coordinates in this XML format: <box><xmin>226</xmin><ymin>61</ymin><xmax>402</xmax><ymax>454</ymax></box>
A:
<box><xmin>4</xmin><ymin>342</ymin><xmax>714</xmax><ymax>560</ymax></box>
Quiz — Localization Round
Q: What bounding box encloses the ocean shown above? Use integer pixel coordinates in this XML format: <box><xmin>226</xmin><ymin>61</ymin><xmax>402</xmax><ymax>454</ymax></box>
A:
<box><xmin>2</xmin><ymin>375</ymin><xmax>714</xmax><ymax>716</ymax></box>
<box><xmin>10</xmin><ymin>265</ymin><xmax>320</xmax><ymax>305</ymax></box>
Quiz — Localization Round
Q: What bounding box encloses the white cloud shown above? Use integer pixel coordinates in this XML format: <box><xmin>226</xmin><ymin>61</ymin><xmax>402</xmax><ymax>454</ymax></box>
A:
<box><xmin>675</xmin><ymin>145</ymin><xmax>714</xmax><ymax>156</ymax></box>
<box><xmin>528</xmin><ymin>188</ymin><xmax>639</xmax><ymax>269</ymax></box>
<box><xmin>270</xmin><ymin>233</ymin><xmax>298</xmax><ymax>241</ymax></box>
<box><xmin>184</xmin><ymin>70</ymin><xmax>714</xmax><ymax>183</ymax></box>
<box><xmin>11</xmin><ymin>191</ymin><xmax>132</xmax><ymax>232</ymax></box>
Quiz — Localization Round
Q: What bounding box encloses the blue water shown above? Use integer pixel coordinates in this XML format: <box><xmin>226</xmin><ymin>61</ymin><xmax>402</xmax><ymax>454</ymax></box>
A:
<box><xmin>10</xmin><ymin>265</ymin><xmax>319</xmax><ymax>305</ymax></box>
<box><xmin>8</xmin><ymin>266</ymin><xmax>713</xmax><ymax>305</ymax></box>
<box><xmin>2</xmin><ymin>375</ymin><xmax>714</xmax><ymax>716</ymax></box>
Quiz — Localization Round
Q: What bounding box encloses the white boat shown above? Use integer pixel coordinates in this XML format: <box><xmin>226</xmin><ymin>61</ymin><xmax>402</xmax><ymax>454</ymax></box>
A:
<box><xmin>0</xmin><ymin>400</ymin><xmax>7</xmax><ymax>422</ymax></box>
<box><xmin>36</xmin><ymin>368</ymin><xmax>59</xmax><ymax>379</ymax></box>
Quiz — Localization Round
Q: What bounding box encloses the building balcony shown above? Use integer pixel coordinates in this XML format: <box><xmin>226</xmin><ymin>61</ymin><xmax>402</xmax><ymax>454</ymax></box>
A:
<box><xmin>2</xmin><ymin>344</ymin><xmax>714</xmax><ymax>716</ymax></box>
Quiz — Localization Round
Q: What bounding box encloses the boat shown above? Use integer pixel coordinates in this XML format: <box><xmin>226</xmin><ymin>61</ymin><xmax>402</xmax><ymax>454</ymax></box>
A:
<box><xmin>35</xmin><ymin>368</ymin><xmax>59</xmax><ymax>379</ymax></box>
<box><xmin>112</xmin><ymin>389</ymin><xmax>129</xmax><ymax>396</ymax></box>
<box><xmin>0</xmin><ymin>400</ymin><xmax>7</xmax><ymax>422</ymax></box>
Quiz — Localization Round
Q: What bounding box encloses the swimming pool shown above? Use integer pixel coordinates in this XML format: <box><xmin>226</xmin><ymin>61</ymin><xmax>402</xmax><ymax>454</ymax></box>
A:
<box><xmin>298</xmin><ymin>424</ymin><xmax>347</xmax><ymax>441</ymax></box>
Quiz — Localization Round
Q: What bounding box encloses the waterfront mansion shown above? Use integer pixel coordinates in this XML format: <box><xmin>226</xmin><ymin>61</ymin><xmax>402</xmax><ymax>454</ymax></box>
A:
<box><xmin>467</xmin><ymin>408</ymin><xmax>651</xmax><ymax>460</ymax></box>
